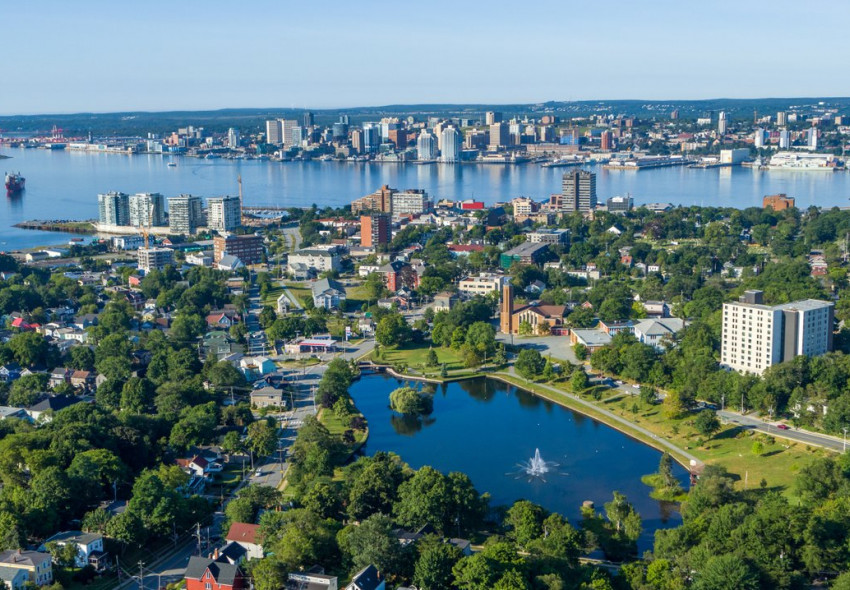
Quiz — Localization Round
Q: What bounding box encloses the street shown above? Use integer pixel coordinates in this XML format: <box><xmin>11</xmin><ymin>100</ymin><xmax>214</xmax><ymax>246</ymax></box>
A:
<box><xmin>717</xmin><ymin>409</ymin><xmax>850</xmax><ymax>453</ymax></box>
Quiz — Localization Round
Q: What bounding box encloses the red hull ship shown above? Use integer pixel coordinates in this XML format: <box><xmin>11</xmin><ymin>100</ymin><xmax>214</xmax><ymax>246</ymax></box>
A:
<box><xmin>5</xmin><ymin>172</ymin><xmax>25</xmax><ymax>193</ymax></box>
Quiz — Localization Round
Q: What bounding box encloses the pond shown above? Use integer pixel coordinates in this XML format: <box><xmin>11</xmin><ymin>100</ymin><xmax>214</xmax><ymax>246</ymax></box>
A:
<box><xmin>349</xmin><ymin>374</ymin><xmax>689</xmax><ymax>551</ymax></box>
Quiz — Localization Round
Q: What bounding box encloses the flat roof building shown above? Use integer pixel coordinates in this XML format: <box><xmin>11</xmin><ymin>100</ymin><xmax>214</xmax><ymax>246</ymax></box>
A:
<box><xmin>213</xmin><ymin>234</ymin><xmax>264</xmax><ymax>265</ymax></box>
<box><xmin>561</xmin><ymin>170</ymin><xmax>597</xmax><ymax>212</ymax></box>
<box><xmin>168</xmin><ymin>195</ymin><xmax>204</xmax><ymax>235</ymax></box>
<box><xmin>208</xmin><ymin>196</ymin><xmax>242</xmax><ymax>232</ymax></box>
<box><xmin>137</xmin><ymin>247</ymin><xmax>174</xmax><ymax>272</ymax></box>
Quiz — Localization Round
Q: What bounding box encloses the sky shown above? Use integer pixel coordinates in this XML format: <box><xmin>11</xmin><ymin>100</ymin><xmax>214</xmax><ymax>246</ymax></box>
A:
<box><xmin>5</xmin><ymin>0</ymin><xmax>849</xmax><ymax>114</ymax></box>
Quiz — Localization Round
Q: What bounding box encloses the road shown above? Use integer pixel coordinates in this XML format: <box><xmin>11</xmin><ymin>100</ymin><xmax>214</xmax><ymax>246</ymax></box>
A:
<box><xmin>717</xmin><ymin>409</ymin><xmax>849</xmax><ymax>452</ymax></box>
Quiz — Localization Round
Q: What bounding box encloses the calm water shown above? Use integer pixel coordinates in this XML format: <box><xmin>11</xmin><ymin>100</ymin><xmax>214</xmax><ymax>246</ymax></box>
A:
<box><xmin>349</xmin><ymin>374</ymin><xmax>688</xmax><ymax>550</ymax></box>
<box><xmin>3</xmin><ymin>147</ymin><xmax>850</xmax><ymax>249</ymax></box>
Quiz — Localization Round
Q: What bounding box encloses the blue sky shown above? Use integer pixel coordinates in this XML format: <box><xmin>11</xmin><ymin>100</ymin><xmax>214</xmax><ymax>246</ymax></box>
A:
<box><xmin>5</xmin><ymin>0</ymin><xmax>848</xmax><ymax>114</ymax></box>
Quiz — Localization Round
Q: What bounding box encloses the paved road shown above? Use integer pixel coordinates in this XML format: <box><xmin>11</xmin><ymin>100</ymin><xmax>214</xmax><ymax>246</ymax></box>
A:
<box><xmin>718</xmin><ymin>409</ymin><xmax>848</xmax><ymax>452</ymax></box>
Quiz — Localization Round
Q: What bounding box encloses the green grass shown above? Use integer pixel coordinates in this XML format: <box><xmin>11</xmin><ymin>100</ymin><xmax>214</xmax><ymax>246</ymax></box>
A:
<box><xmin>372</xmin><ymin>343</ymin><xmax>483</xmax><ymax>380</ymax></box>
<box><xmin>260</xmin><ymin>285</ymin><xmax>285</xmax><ymax>307</ymax></box>
<box><xmin>345</xmin><ymin>283</ymin><xmax>374</xmax><ymax>309</ymax></box>
<box><xmin>281</xmin><ymin>281</ymin><xmax>312</xmax><ymax>305</ymax></box>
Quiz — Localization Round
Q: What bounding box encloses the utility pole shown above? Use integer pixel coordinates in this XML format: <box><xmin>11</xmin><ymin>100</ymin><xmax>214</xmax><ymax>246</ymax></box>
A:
<box><xmin>196</xmin><ymin>522</ymin><xmax>202</xmax><ymax>556</ymax></box>
<box><xmin>138</xmin><ymin>561</ymin><xmax>144</xmax><ymax>590</ymax></box>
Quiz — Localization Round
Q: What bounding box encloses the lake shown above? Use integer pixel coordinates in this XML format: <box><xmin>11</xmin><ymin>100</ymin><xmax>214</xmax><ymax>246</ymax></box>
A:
<box><xmin>349</xmin><ymin>374</ymin><xmax>688</xmax><ymax>551</ymax></box>
<box><xmin>3</xmin><ymin>147</ymin><xmax>850</xmax><ymax>249</ymax></box>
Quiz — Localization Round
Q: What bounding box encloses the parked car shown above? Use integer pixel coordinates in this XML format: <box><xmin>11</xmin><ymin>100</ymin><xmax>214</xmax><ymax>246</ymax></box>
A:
<box><xmin>776</xmin><ymin>423</ymin><xmax>789</xmax><ymax>430</ymax></box>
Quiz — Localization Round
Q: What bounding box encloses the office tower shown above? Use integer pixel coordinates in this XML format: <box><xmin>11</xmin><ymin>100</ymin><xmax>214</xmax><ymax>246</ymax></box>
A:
<box><xmin>753</xmin><ymin>128</ymin><xmax>765</xmax><ymax>148</ymax></box>
<box><xmin>98</xmin><ymin>191</ymin><xmax>130</xmax><ymax>226</ymax></box>
<box><xmin>213</xmin><ymin>234</ymin><xmax>264</xmax><ymax>264</ymax></box>
<box><xmin>776</xmin><ymin>111</ymin><xmax>787</xmax><ymax>126</ymax></box>
<box><xmin>670</xmin><ymin>109</ymin><xmax>679</xmax><ymax>120</ymax></box>
<box><xmin>538</xmin><ymin>125</ymin><xmax>555</xmax><ymax>143</ymax></box>
<box><xmin>360</xmin><ymin>214</ymin><xmax>390</xmax><ymax>247</ymax></box>
<box><xmin>265</xmin><ymin>120</ymin><xmax>283</xmax><ymax>145</ymax></box>
<box><xmin>561</xmin><ymin>170</ymin><xmax>597</xmax><ymax>212</ymax></box>
<box><xmin>281</xmin><ymin>119</ymin><xmax>300</xmax><ymax>148</ymax></box>
<box><xmin>779</xmin><ymin>129</ymin><xmax>791</xmax><ymax>149</ymax></box>
<box><xmin>302</xmin><ymin>111</ymin><xmax>314</xmax><ymax>127</ymax></box>
<box><xmin>440</xmin><ymin>126</ymin><xmax>461</xmax><ymax>163</ymax></box>
<box><xmin>351</xmin><ymin>129</ymin><xmax>364</xmax><ymax>153</ymax></box>
<box><xmin>721</xmin><ymin>290</ymin><xmax>833</xmax><ymax>375</ymax></box>
<box><xmin>207</xmin><ymin>196</ymin><xmax>242</xmax><ymax>232</ymax></box>
<box><xmin>489</xmin><ymin>122</ymin><xmax>509</xmax><ymax>150</ymax></box>
<box><xmin>391</xmin><ymin>190</ymin><xmax>432</xmax><ymax>215</ymax></box>
<box><xmin>227</xmin><ymin>128</ymin><xmax>240</xmax><ymax>148</ymax></box>
<box><xmin>362</xmin><ymin>123</ymin><xmax>380</xmax><ymax>153</ymax></box>
<box><xmin>387</xmin><ymin>129</ymin><xmax>407</xmax><ymax>148</ymax></box>
<box><xmin>351</xmin><ymin>185</ymin><xmax>395</xmax><ymax>214</ymax></box>
<box><xmin>485</xmin><ymin>111</ymin><xmax>502</xmax><ymax>125</ymax></box>
<box><xmin>339</xmin><ymin>115</ymin><xmax>350</xmax><ymax>125</ymax></box>
<box><xmin>416</xmin><ymin>130</ymin><xmax>437</xmax><ymax>160</ymax></box>
<box><xmin>808</xmin><ymin>128</ymin><xmax>818</xmax><ymax>150</ymax></box>
<box><xmin>129</xmin><ymin>193</ymin><xmax>166</xmax><ymax>227</ymax></box>
<box><xmin>509</xmin><ymin>122</ymin><xmax>522</xmax><ymax>146</ymax></box>
<box><xmin>137</xmin><ymin>247</ymin><xmax>174</xmax><ymax>272</ymax></box>
<box><xmin>168</xmin><ymin>195</ymin><xmax>204</xmax><ymax>234</ymax></box>
<box><xmin>600</xmin><ymin>130</ymin><xmax>613</xmax><ymax>151</ymax></box>
<box><xmin>331</xmin><ymin>122</ymin><xmax>348</xmax><ymax>140</ymax></box>
<box><xmin>718</xmin><ymin>111</ymin><xmax>727</xmax><ymax>135</ymax></box>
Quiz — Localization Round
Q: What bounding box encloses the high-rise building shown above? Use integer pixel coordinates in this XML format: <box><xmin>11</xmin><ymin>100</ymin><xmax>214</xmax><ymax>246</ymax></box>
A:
<box><xmin>281</xmin><ymin>119</ymin><xmax>300</xmax><ymax>148</ymax></box>
<box><xmin>360</xmin><ymin>214</ymin><xmax>390</xmax><ymax>248</ymax></box>
<box><xmin>776</xmin><ymin>111</ymin><xmax>787</xmax><ymax>126</ymax></box>
<box><xmin>332</xmin><ymin>122</ymin><xmax>348</xmax><ymax>140</ymax></box>
<box><xmin>137</xmin><ymin>247</ymin><xmax>174</xmax><ymax>272</ymax></box>
<box><xmin>391</xmin><ymin>190</ymin><xmax>432</xmax><ymax>215</ymax></box>
<box><xmin>416</xmin><ymin>130</ymin><xmax>437</xmax><ymax>161</ymax></box>
<box><xmin>538</xmin><ymin>125</ymin><xmax>555</xmax><ymax>143</ymax></box>
<box><xmin>351</xmin><ymin>129</ymin><xmax>364</xmax><ymax>153</ymax></box>
<box><xmin>489</xmin><ymin>122</ymin><xmax>509</xmax><ymax>150</ymax></box>
<box><xmin>338</xmin><ymin>115</ymin><xmax>350</xmax><ymax>125</ymax></box>
<box><xmin>207</xmin><ymin>196</ymin><xmax>242</xmax><ymax>232</ymax></box>
<box><xmin>485</xmin><ymin>111</ymin><xmax>502</xmax><ymax>125</ymax></box>
<box><xmin>753</xmin><ymin>128</ymin><xmax>766</xmax><ymax>148</ymax></box>
<box><xmin>779</xmin><ymin>129</ymin><xmax>791</xmax><ymax>149</ymax></box>
<box><xmin>440</xmin><ymin>127</ymin><xmax>461</xmax><ymax>163</ymax></box>
<box><xmin>362</xmin><ymin>123</ymin><xmax>380</xmax><ymax>153</ymax></box>
<box><xmin>129</xmin><ymin>193</ymin><xmax>166</xmax><ymax>227</ymax></box>
<box><xmin>808</xmin><ymin>128</ymin><xmax>818</xmax><ymax>150</ymax></box>
<box><xmin>168</xmin><ymin>195</ymin><xmax>204</xmax><ymax>235</ymax></box>
<box><xmin>387</xmin><ymin>129</ymin><xmax>407</xmax><ymax>149</ymax></box>
<box><xmin>718</xmin><ymin>111</ymin><xmax>727</xmax><ymax>135</ymax></box>
<box><xmin>302</xmin><ymin>111</ymin><xmax>314</xmax><ymax>127</ymax></box>
<box><xmin>352</xmin><ymin>185</ymin><xmax>395</xmax><ymax>214</ymax></box>
<box><xmin>561</xmin><ymin>170</ymin><xmax>597</xmax><ymax>212</ymax></box>
<box><xmin>98</xmin><ymin>191</ymin><xmax>130</xmax><ymax>226</ymax></box>
<box><xmin>227</xmin><ymin>128</ymin><xmax>240</xmax><ymax>148</ymax></box>
<box><xmin>670</xmin><ymin>109</ymin><xmax>679</xmax><ymax>120</ymax></box>
<box><xmin>600</xmin><ymin>130</ymin><xmax>613</xmax><ymax>151</ymax></box>
<box><xmin>721</xmin><ymin>290</ymin><xmax>833</xmax><ymax>375</ymax></box>
<box><xmin>265</xmin><ymin>120</ymin><xmax>283</xmax><ymax>145</ymax></box>
<box><xmin>213</xmin><ymin>234</ymin><xmax>265</xmax><ymax>265</ymax></box>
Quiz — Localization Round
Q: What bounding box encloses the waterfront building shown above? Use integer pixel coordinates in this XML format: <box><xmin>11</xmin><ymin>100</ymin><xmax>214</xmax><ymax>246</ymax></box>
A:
<box><xmin>207</xmin><ymin>196</ymin><xmax>242</xmax><ymax>232</ymax></box>
<box><xmin>213</xmin><ymin>234</ymin><xmax>265</xmax><ymax>265</ymax></box>
<box><xmin>360</xmin><ymin>214</ymin><xmax>390</xmax><ymax>248</ymax></box>
<box><xmin>718</xmin><ymin>111</ymin><xmax>727</xmax><ymax>135</ymax></box>
<box><xmin>391</xmin><ymin>190</ymin><xmax>432</xmax><ymax>215</ymax></box>
<box><xmin>227</xmin><ymin>128</ymin><xmax>240</xmax><ymax>149</ymax></box>
<box><xmin>352</xmin><ymin>185</ymin><xmax>394</xmax><ymax>214</ymax></box>
<box><xmin>763</xmin><ymin>193</ymin><xmax>795</xmax><ymax>210</ymax></box>
<box><xmin>606</xmin><ymin>195</ymin><xmax>633</xmax><ymax>214</ymax></box>
<box><xmin>351</xmin><ymin>129</ymin><xmax>364</xmax><ymax>153</ymax></box>
<box><xmin>137</xmin><ymin>247</ymin><xmax>174</xmax><ymax>272</ymax></box>
<box><xmin>168</xmin><ymin>195</ymin><xmax>204</xmax><ymax>234</ymax></box>
<box><xmin>720</xmin><ymin>149</ymin><xmax>749</xmax><ymax>165</ymax></box>
<box><xmin>721</xmin><ymin>290</ymin><xmax>833</xmax><ymax>375</ymax></box>
<box><xmin>302</xmin><ymin>111</ymin><xmax>314</xmax><ymax>128</ymax></box>
<box><xmin>600</xmin><ymin>130</ymin><xmax>613</xmax><ymax>151</ymax></box>
<box><xmin>561</xmin><ymin>170</ymin><xmax>597</xmax><ymax>212</ymax></box>
<box><xmin>779</xmin><ymin>128</ymin><xmax>791</xmax><ymax>149</ymax></box>
<box><xmin>98</xmin><ymin>191</ymin><xmax>130</xmax><ymax>226</ymax></box>
<box><xmin>754</xmin><ymin>128</ymin><xmax>766</xmax><ymax>148</ymax></box>
<box><xmin>489</xmin><ymin>122</ymin><xmax>509</xmax><ymax>150</ymax></box>
<box><xmin>808</xmin><ymin>128</ymin><xmax>818</xmax><ymax>150</ymax></box>
<box><xmin>265</xmin><ymin>120</ymin><xmax>282</xmax><ymax>145</ymax></box>
<box><xmin>440</xmin><ymin>127</ymin><xmax>461</xmax><ymax>163</ymax></box>
<box><xmin>332</xmin><ymin>122</ymin><xmax>348</xmax><ymax>140</ymax></box>
<box><xmin>485</xmin><ymin>111</ymin><xmax>502</xmax><ymax>125</ymax></box>
<box><xmin>416</xmin><ymin>130</ymin><xmax>437</xmax><ymax>160</ymax></box>
<box><xmin>362</xmin><ymin>123</ymin><xmax>380</xmax><ymax>153</ymax></box>
<box><xmin>281</xmin><ymin>119</ymin><xmax>300</xmax><ymax>148</ymax></box>
<box><xmin>128</xmin><ymin>192</ymin><xmax>166</xmax><ymax>227</ymax></box>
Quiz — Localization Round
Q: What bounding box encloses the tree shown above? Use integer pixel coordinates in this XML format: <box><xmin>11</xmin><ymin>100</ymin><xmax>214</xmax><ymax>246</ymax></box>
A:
<box><xmin>0</xmin><ymin>512</ymin><xmax>23</xmax><ymax>550</ymax></box>
<box><xmin>347</xmin><ymin>454</ymin><xmax>407</xmax><ymax>521</ymax></box>
<box><xmin>376</xmin><ymin>313</ymin><xmax>412</xmax><ymax>347</ymax></box>
<box><xmin>515</xmin><ymin>349</ymin><xmax>545</xmax><ymax>380</ymax></box>
<box><xmin>302</xmin><ymin>482</ymin><xmax>343</xmax><ymax>520</ymax></box>
<box><xmin>395</xmin><ymin>466</ymin><xmax>453</xmax><ymax>532</ymax></box>
<box><xmin>247</xmin><ymin>420</ymin><xmax>278</xmax><ymax>458</ymax></box>
<box><xmin>207</xmin><ymin>361</ymin><xmax>247</xmax><ymax>388</ymax></box>
<box><xmin>570</xmin><ymin>368</ymin><xmax>588</xmax><ymax>393</ymax></box>
<box><xmin>251</xmin><ymin>558</ymin><xmax>288</xmax><ymax>590</ymax></box>
<box><xmin>8</xmin><ymin>373</ymin><xmax>48</xmax><ymax>407</ymax></box>
<box><xmin>426</xmin><ymin>348</ymin><xmax>439</xmax><ymax>367</ymax></box>
<box><xmin>505</xmin><ymin>500</ymin><xmax>546</xmax><ymax>548</ymax></box>
<box><xmin>751</xmin><ymin>441</ymin><xmax>764</xmax><ymax>456</ymax></box>
<box><xmin>693</xmin><ymin>555</ymin><xmax>759</xmax><ymax>590</ymax></box>
<box><xmin>466</xmin><ymin>322</ymin><xmax>496</xmax><ymax>356</ymax></box>
<box><xmin>573</xmin><ymin>343</ymin><xmax>588</xmax><ymax>361</ymax></box>
<box><xmin>414</xmin><ymin>542</ymin><xmax>463</xmax><ymax>590</ymax></box>
<box><xmin>494</xmin><ymin>344</ymin><xmax>507</xmax><ymax>366</ymax></box>
<box><xmin>220</xmin><ymin>431</ymin><xmax>244</xmax><ymax>458</ymax></box>
<box><xmin>389</xmin><ymin>387</ymin><xmax>433</xmax><ymax>416</ymax></box>
<box><xmin>541</xmin><ymin>360</ymin><xmax>556</xmax><ymax>382</ymax></box>
<box><xmin>120</xmin><ymin>377</ymin><xmax>155</xmax><ymax>414</ymax></box>
<box><xmin>339</xmin><ymin>514</ymin><xmax>407</xmax><ymax>579</ymax></box>
<box><xmin>694</xmin><ymin>410</ymin><xmax>721</xmax><ymax>439</ymax></box>
<box><xmin>658</xmin><ymin>452</ymin><xmax>677</xmax><ymax>489</ymax></box>
<box><xmin>68</xmin><ymin>346</ymin><xmax>95</xmax><ymax>371</ymax></box>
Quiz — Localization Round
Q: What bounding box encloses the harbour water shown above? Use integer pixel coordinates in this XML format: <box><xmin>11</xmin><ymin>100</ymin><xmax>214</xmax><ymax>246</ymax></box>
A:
<box><xmin>349</xmin><ymin>374</ymin><xmax>689</xmax><ymax>551</ymax></box>
<box><xmin>3</xmin><ymin>147</ymin><xmax>850</xmax><ymax>249</ymax></box>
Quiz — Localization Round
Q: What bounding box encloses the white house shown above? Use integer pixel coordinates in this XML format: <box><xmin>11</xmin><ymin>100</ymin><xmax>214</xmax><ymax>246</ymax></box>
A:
<box><xmin>41</xmin><ymin>531</ymin><xmax>107</xmax><ymax>571</ymax></box>
<box><xmin>633</xmin><ymin>318</ymin><xmax>686</xmax><ymax>350</ymax></box>
<box><xmin>225</xmin><ymin>523</ymin><xmax>264</xmax><ymax>560</ymax></box>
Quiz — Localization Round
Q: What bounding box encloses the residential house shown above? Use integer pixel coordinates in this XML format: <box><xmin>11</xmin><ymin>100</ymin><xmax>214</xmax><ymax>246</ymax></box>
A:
<box><xmin>225</xmin><ymin>523</ymin><xmax>264</xmax><ymax>561</ymax></box>
<box><xmin>217</xmin><ymin>254</ymin><xmax>245</xmax><ymax>272</ymax></box>
<box><xmin>599</xmin><ymin>320</ymin><xmax>634</xmax><ymax>336</ymax></box>
<box><xmin>345</xmin><ymin>565</ymin><xmax>384</xmax><ymax>590</ymax></box>
<box><xmin>0</xmin><ymin>565</ymin><xmax>29</xmax><ymax>590</ymax></box>
<box><xmin>633</xmin><ymin>318</ymin><xmax>686</xmax><ymax>350</ymax></box>
<box><xmin>70</xmin><ymin>370</ymin><xmax>94</xmax><ymax>391</ymax></box>
<box><xmin>206</xmin><ymin>310</ymin><xmax>241</xmax><ymax>329</ymax></box>
<box><xmin>0</xmin><ymin>550</ymin><xmax>53</xmax><ymax>587</ymax></box>
<box><xmin>0</xmin><ymin>363</ymin><xmax>21</xmax><ymax>383</ymax></box>
<box><xmin>641</xmin><ymin>300</ymin><xmax>670</xmax><ymax>318</ymax></box>
<box><xmin>48</xmin><ymin>368</ymin><xmax>73</xmax><ymax>389</ymax></box>
<box><xmin>184</xmin><ymin>556</ymin><xmax>245</xmax><ymax>590</ymax></box>
<box><xmin>41</xmin><ymin>531</ymin><xmax>108</xmax><ymax>571</ymax></box>
<box><xmin>25</xmin><ymin>395</ymin><xmax>84</xmax><ymax>422</ymax></box>
<box><xmin>276</xmin><ymin>293</ymin><xmax>291</xmax><ymax>315</ymax></box>
<box><xmin>379</xmin><ymin>260</ymin><xmax>420</xmax><ymax>292</ymax></box>
<box><xmin>311</xmin><ymin>278</ymin><xmax>346</xmax><ymax>310</ymax></box>
<box><xmin>0</xmin><ymin>407</ymin><xmax>27</xmax><ymax>420</ymax></box>
<box><xmin>239</xmin><ymin>356</ymin><xmax>276</xmax><ymax>381</ymax></box>
<box><xmin>250</xmin><ymin>387</ymin><xmax>285</xmax><ymax>410</ymax></box>
<box><xmin>176</xmin><ymin>455</ymin><xmax>222</xmax><ymax>479</ymax></box>
<box><xmin>458</xmin><ymin>273</ymin><xmax>504</xmax><ymax>298</ymax></box>
<box><xmin>287</xmin><ymin>567</ymin><xmax>338</xmax><ymax>590</ymax></box>
<box><xmin>72</xmin><ymin>314</ymin><xmax>98</xmax><ymax>331</ymax></box>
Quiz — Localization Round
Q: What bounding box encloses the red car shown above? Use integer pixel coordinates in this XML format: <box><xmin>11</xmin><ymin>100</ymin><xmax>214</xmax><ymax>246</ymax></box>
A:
<box><xmin>776</xmin><ymin>423</ymin><xmax>789</xmax><ymax>430</ymax></box>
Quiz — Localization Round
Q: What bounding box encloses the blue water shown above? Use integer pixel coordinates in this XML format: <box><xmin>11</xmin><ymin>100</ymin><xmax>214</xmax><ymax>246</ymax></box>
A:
<box><xmin>349</xmin><ymin>374</ymin><xmax>688</xmax><ymax>550</ymax></box>
<box><xmin>3</xmin><ymin>147</ymin><xmax>850</xmax><ymax>249</ymax></box>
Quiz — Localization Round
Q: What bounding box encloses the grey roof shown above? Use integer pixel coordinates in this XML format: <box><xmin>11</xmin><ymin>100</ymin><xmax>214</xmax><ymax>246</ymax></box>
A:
<box><xmin>219</xmin><ymin>541</ymin><xmax>247</xmax><ymax>563</ymax></box>
<box><xmin>0</xmin><ymin>550</ymin><xmax>51</xmax><ymax>568</ymax></box>
<box><xmin>349</xmin><ymin>564</ymin><xmax>383</xmax><ymax>590</ymax></box>
<box><xmin>311</xmin><ymin>278</ymin><xmax>344</xmax><ymax>297</ymax></box>
<box><xmin>0</xmin><ymin>566</ymin><xmax>27</xmax><ymax>583</ymax></box>
<box><xmin>503</xmin><ymin>241</ymin><xmax>548</xmax><ymax>257</ymax></box>
<box><xmin>44</xmin><ymin>530</ymin><xmax>102</xmax><ymax>546</ymax></box>
<box><xmin>218</xmin><ymin>254</ymin><xmax>243</xmax><ymax>268</ymax></box>
<box><xmin>184</xmin><ymin>556</ymin><xmax>242</xmax><ymax>586</ymax></box>
<box><xmin>634</xmin><ymin>318</ymin><xmax>685</xmax><ymax>337</ymax></box>
<box><xmin>0</xmin><ymin>407</ymin><xmax>26</xmax><ymax>419</ymax></box>
<box><xmin>27</xmin><ymin>394</ymin><xmax>82</xmax><ymax>413</ymax></box>
<box><xmin>774</xmin><ymin>299</ymin><xmax>833</xmax><ymax>312</ymax></box>
<box><xmin>571</xmin><ymin>329</ymin><xmax>613</xmax><ymax>347</ymax></box>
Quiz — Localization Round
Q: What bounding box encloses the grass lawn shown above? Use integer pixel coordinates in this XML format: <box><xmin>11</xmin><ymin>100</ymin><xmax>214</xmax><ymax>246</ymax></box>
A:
<box><xmin>281</xmin><ymin>281</ymin><xmax>312</xmax><ymax>305</ymax></box>
<box><xmin>345</xmin><ymin>283</ymin><xmax>375</xmax><ymax>309</ymax></box>
<box><xmin>260</xmin><ymin>285</ymin><xmax>285</xmax><ymax>308</ymax></box>
<box><xmin>372</xmin><ymin>343</ymin><xmax>484</xmax><ymax>380</ymax></box>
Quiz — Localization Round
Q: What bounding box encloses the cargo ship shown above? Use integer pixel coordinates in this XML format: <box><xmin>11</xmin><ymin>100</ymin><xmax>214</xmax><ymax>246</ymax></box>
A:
<box><xmin>4</xmin><ymin>172</ymin><xmax>25</xmax><ymax>193</ymax></box>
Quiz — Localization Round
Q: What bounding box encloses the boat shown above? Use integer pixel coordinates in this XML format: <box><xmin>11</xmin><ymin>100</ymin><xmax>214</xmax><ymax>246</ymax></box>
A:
<box><xmin>5</xmin><ymin>172</ymin><xmax>24</xmax><ymax>193</ymax></box>
<box><xmin>167</xmin><ymin>160</ymin><xmax>177</xmax><ymax>167</ymax></box>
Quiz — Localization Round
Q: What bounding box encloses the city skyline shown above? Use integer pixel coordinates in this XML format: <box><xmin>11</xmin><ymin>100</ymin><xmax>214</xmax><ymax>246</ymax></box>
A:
<box><xmin>6</xmin><ymin>0</ymin><xmax>850</xmax><ymax>115</ymax></box>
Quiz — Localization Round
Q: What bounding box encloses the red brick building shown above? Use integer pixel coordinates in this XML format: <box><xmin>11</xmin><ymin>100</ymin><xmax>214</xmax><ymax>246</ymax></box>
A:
<box><xmin>185</xmin><ymin>556</ymin><xmax>245</xmax><ymax>590</ymax></box>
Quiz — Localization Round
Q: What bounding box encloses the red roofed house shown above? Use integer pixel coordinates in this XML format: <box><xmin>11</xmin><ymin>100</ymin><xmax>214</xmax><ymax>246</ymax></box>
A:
<box><xmin>10</xmin><ymin>318</ymin><xmax>34</xmax><ymax>331</ymax></box>
<box><xmin>184</xmin><ymin>556</ymin><xmax>245</xmax><ymax>590</ymax></box>
<box><xmin>226</xmin><ymin>523</ymin><xmax>264</xmax><ymax>560</ymax></box>
<box><xmin>206</xmin><ymin>311</ymin><xmax>241</xmax><ymax>329</ymax></box>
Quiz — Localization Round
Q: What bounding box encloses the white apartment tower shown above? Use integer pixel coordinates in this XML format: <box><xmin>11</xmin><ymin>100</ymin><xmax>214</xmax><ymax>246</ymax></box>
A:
<box><xmin>265</xmin><ymin>120</ymin><xmax>283</xmax><ymax>145</ymax></box>
<box><xmin>207</xmin><ymin>196</ymin><xmax>242</xmax><ymax>232</ymax></box>
<box><xmin>129</xmin><ymin>193</ymin><xmax>166</xmax><ymax>227</ymax></box>
<box><xmin>97</xmin><ymin>191</ymin><xmax>130</xmax><ymax>226</ymax></box>
<box><xmin>718</xmin><ymin>111</ymin><xmax>727</xmax><ymax>135</ymax></box>
<box><xmin>227</xmin><ymin>128</ymin><xmax>240</xmax><ymax>148</ymax></box>
<box><xmin>416</xmin><ymin>130</ymin><xmax>437</xmax><ymax>161</ymax></box>
<box><xmin>168</xmin><ymin>195</ymin><xmax>204</xmax><ymax>235</ymax></box>
<box><xmin>721</xmin><ymin>290</ymin><xmax>833</xmax><ymax>375</ymax></box>
<box><xmin>440</xmin><ymin>127</ymin><xmax>461</xmax><ymax>163</ymax></box>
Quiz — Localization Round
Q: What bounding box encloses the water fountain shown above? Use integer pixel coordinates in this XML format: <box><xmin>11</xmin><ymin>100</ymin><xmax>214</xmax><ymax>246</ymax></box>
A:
<box><xmin>510</xmin><ymin>448</ymin><xmax>564</xmax><ymax>482</ymax></box>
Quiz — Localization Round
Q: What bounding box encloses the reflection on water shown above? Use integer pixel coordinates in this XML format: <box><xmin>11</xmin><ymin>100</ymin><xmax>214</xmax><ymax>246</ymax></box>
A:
<box><xmin>390</xmin><ymin>413</ymin><xmax>437</xmax><ymax>436</ymax></box>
